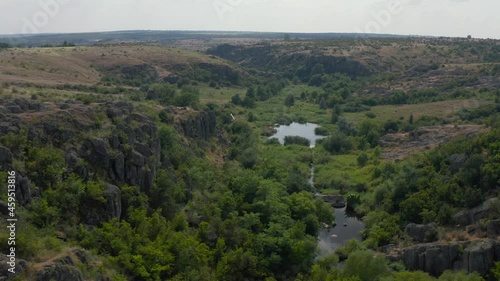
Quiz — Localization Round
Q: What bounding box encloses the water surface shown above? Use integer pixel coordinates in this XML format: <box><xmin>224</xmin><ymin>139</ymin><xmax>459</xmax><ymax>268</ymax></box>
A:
<box><xmin>270</xmin><ymin>122</ymin><xmax>325</xmax><ymax>147</ymax></box>
<box><xmin>317</xmin><ymin>207</ymin><xmax>365</xmax><ymax>256</ymax></box>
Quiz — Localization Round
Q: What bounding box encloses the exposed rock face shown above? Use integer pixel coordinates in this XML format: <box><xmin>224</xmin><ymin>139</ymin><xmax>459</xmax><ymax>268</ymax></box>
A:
<box><xmin>453</xmin><ymin>198</ymin><xmax>499</xmax><ymax>226</ymax></box>
<box><xmin>0</xmin><ymin>145</ymin><xmax>13</xmax><ymax>169</ymax></box>
<box><xmin>36</xmin><ymin>256</ymin><xmax>84</xmax><ymax>281</ymax></box>
<box><xmin>15</xmin><ymin>174</ymin><xmax>31</xmax><ymax>205</ymax></box>
<box><xmin>405</xmin><ymin>223</ymin><xmax>438</xmax><ymax>243</ymax></box>
<box><xmin>487</xmin><ymin>219</ymin><xmax>500</xmax><ymax>238</ymax></box>
<box><xmin>0</xmin><ymin>255</ymin><xmax>28</xmax><ymax>280</ymax></box>
<box><xmin>80</xmin><ymin>183</ymin><xmax>122</xmax><ymax>226</ymax></box>
<box><xmin>181</xmin><ymin>110</ymin><xmax>217</xmax><ymax>140</ymax></box>
<box><xmin>75</xmin><ymin>102</ymin><xmax>161</xmax><ymax>194</ymax></box>
<box><xmin>402</xmin><ymin>239</ymin><xmax>500</xmax><ymax>277</ymax></box>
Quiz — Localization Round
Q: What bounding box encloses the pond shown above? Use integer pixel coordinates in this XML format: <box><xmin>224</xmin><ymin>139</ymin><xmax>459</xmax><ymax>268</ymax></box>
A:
<box><xmin>269</xmin><ymin>122</ymin><xmax>325</xmax><ymax>147</ymax></box>
<box><xmin>269</xmin><ymin>121</ymin><xmax>365</xmax><ymax>256</ymax></box>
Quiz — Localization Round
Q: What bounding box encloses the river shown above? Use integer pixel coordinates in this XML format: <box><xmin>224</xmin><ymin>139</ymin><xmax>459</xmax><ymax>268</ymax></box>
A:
<box><xmin>270</xmin><ymin>122</ymin><xmax>365</xmax><ymax>256</ymax></box>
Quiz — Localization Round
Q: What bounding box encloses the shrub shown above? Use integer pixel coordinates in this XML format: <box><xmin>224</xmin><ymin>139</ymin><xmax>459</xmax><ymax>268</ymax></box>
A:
<box><xmin>343</xmin><ymin>250</ymin><xmax>390</xmax><ymax>281</ymax></box>
<box><xmin>284</xmin><ymin>136</ymin><xmax>310</xmax><ymax>147</ymax></box>
<box><xmin>357</xmin><ymin>152</ymin><xmax>369</xmax><ymax>167</ymax></box>
<box><xmin>321</xmin><ymin>132</ymin><xmax>353</xmax><ymax>154</ymax></box>
<box><xmin>314</xmin><ymin>127</ymin><xmax>329</xmax><ymax>136</ymax></box>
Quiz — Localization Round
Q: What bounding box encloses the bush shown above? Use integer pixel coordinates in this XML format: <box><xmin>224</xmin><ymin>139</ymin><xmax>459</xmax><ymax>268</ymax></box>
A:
<box><xmin>321</xmin><ymin>132</ymin><xmax>353</xmax><ymax>154</ymax></box>
<box><xmin>335</xmin><ymin>239</ymin><xmax>366</xmax><ymax>261</ymax></box>
<box><xmin>315</xmin><ymin>127</ymin><xmax>329</xmax><ymax>136</ymax></box>
<box><xmin>284</xmin><ymin>136</ymin><xmax>311</xmax><ymax>147</ymax></box>
<box><xmin>357</xmin><ymin>152</ymin><xmax>369</xmax><ymax>167</ymax></box>
<box><xmin>343</xmin><ymin>250</ymin><xmax>390</xmax><ymax>281</ymax></box>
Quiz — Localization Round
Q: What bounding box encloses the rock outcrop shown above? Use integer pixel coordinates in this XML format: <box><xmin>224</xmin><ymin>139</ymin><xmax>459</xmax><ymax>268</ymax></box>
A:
<box><xmin>487</xmin><ymin>219</ymin><xmax>500</xmax><ymax>238</ymax></box>
<box><xmin>405</xmin><ymin>222</ymin><xmax>438</xmax><ymax>243</ymax></box>
<box><xmin>453</xmin><ymin>198</ymin><xmax>499</xmax><ymax>226</ymax></box>
<box><xmin>0</xmin><ymin>255</ymin><xmax>28</xmax><ymax>280</ymax></box>
<box><xmin>15</xmin><ymin>173</ymin><xmax>31</xmax><ymax>205</ymax></box>
<box><xmin>317</xmin><ymin>194</ymin><xmax>346</xmax><ymax>208</ymax></box>
<box><xmin>0</xmin><ymin>145</ymin><xmax>13</xmax><ymax>169</ymax></box>
<box><xmin>36</xmin><ymin>256</ymin><xmax>84</xmax><ymax>281</ymax></box>
<box><xmin>181</xmin><ymin>109</ymin><xmax>217</xmax><ymax>140</ymax></box>
<box><xmin>402</xmin><ymin>239</ymin><xmax>500</xmax><ymax>277</ymax></box>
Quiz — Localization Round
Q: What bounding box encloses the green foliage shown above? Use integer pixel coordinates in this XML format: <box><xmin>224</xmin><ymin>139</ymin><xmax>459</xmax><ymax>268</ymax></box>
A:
<box><xmin>174</xmin><ymin>85</ymin><xmax>200</xmax><ymax>106</ymax></box>
<box><xmin>149</xmin><ymin>83</ymin><xmax>177</xmax><ymax>105</ymax></box>
<box><xmin>357</xmin><ymin>151</ymin><xmax>369</xmax><ymax>166</ymax></box>
<box><xmin>28</xmin><ymin>198</ymin><xmax>60</xmax><ymax>227</ymax></box>
<box><xmin>284</xmin><ymin>94</ymin><xmax>295</xmax><ymax>107</ymax></box>
<box><xmin>321</xmin><ymin>132</ymin><xmax>354</xmax><ymax>154</ymax></box>
<box><xmin>343</xmin><ymin>251</ymin><xmax>390</xmax><ymax>281</ymax></box>
<box><xmin>314</xmin><ymin>127</ymin><xmax>329</xmax><ymax>136</ymax></box>
<box><xmin>284</xmin><ymin>136</ymin><xmax>311</xmax><ymax>147</ymax></box>
<box><xmin>358</xmin><ymin>119</ymin><xmax>383</xmax><ymax>147</ymax></box>
<box><xmin>363</xmin><ymin>211</ymin><xmax>401</xmax><ymax>247</ymax></box>
<box><xmin>391</xmin><ymin>271</ymin><xmax>434</xmax><ymax>281</ymax></box>
<box><xmin>335</xmin><ymin>239</ymin><xmax>366</xmax><ymax>261</ymax></box>
<box><xmin>26</xmin><ymin>145</ymin><xmax>65</xmax><ymax>190</ymax></box>
<box><xmin>437</xmin><ymin>270</ymin><xmax>484</xmax><ymax>281</ymax></box>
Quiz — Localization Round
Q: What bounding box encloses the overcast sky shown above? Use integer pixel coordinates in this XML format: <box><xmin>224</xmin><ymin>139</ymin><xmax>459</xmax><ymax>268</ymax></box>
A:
<box><xmin>0</xmin><ymin>0</ymin><xmax>498</xmax><ymax>38</ymax></box>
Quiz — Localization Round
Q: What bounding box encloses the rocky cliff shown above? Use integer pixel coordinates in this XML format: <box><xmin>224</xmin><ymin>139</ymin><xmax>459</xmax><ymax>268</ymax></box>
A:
<box><xmin>402</xmin><ymin>239</ymin><xmax>500</xmax><ymax>277</ymax></box>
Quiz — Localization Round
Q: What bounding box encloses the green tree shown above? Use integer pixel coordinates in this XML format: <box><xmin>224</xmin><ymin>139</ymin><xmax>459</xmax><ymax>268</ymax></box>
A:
<box><xmin>284</xmin><ymin>94</ymin><xmax>295</xmax><ymax>108</ymax></box>
<box><xmin>231</xmin><ymin>93</ymin><xmax>242</xmax><ymax>105</ymax></box>
<box><xmin>26</xmin><ymin>146</ymin><xmax>65</xmax><ymax>190</ymax></box>
<box><xmin>357</xmin><ymin>152</ymin><xmax>369</xmax><ymax>167</ymax></box>
<box><xmin>343</xmin><ymin>251</ymin><xmax>390</xmax><ymax>281</ymax></box>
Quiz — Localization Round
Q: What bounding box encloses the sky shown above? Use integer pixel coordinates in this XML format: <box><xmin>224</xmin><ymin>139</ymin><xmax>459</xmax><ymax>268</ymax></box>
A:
<box><xmin>0</xmin><ymin>0</ymin><xmax>498</xmax><ymax>39</ymax></box>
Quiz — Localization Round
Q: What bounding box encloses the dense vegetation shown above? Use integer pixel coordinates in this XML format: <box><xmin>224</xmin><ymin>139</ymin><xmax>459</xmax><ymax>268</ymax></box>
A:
<box><xmin>0</xmin><ymin>36</ymin><xmax>499</xmax><ymax>280</ymax></box>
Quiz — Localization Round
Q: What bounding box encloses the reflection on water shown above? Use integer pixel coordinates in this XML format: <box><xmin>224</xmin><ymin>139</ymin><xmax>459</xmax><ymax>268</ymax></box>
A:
<box><xmin>269</xmin><ymin>122</ymin><xmax>326</xmax><ymax>147</ymax></box>
<box><xmin>317</xmin><ymin>207</ymin><xmax>365</xmax><ymax>257</ymax></box>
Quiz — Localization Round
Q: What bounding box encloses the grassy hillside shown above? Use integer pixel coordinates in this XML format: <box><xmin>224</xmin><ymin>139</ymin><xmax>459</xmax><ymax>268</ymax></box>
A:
<box><xmin>0</xmin><ymin>45</ymin><xmax>243</xmax><ymax>86</ymax></box>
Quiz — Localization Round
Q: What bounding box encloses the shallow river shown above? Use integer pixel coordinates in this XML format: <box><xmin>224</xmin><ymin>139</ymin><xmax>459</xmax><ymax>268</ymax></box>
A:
<box><xmin>270</xmin><ymin>122</ymin><xmax>365</xmax><ymax>256</ymax></box>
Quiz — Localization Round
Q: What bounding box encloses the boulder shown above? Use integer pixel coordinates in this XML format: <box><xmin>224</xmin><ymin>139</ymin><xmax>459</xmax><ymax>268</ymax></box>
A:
<box><xmin>128</xmin><ymin>150</ymin><xmax>145</xmax><ymax>167</ymax></box>
<box><xmin>453</xmin><ymin>198</ymin><xmax>499</xmax><ymax>226</ymax></box>
<box><xmin>0</xmin><ymin>255</ymin><xmax>28</xmax><ymax>280</ymax></box>
<box><xmin>36</xmin><ymin>256</ymin><xmax>83</xmax><ymax>281</ymax></box>
<box><xmin>487</xmin><ymin>219</ymin><xmax>500</xmax><ymax>238</ymax></box>
<box><xmin>320</xmin><ymin>195</ymin><xmax>346</xmax><ymax>208</ymax></box>
<box><xmin>0</xmin><ymin>145</ymin><xmax>13</xmax><ymax>169</ymax></box>
<box><xmin>110</xmin><ymin>152</ymin><xmax>125</xmax><ymax>182</ymax></box>
<box><xmin>135</xmin><ymin>142</ymin><xmax>152</xmax><ymax>157</ymax></box>
<box><xmin>15</xmin><ymin>174</ymin><xmax>31</xmax><ymax>205</ymax></box>
<box><xmin>108</xmin><ymin>135</ymin><xmax>121</xmax><ymax>150</ymax></box>
<box><xmin>181</xmin><ymin>110</ymin><xmax>217</xmax><ymax>140</ymax></box>
<box><xmin>405</xmin><ymin>222</ymin><xmax>438</xmax><ymax>243</ymax></box>
<box><xmin>5</xmin><ymin>105</ymin><xmax>22</xmax><ymax>114</ymax></box>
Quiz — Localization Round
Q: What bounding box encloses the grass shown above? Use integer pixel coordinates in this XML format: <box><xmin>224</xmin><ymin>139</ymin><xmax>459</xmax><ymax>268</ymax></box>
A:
<box><xmin>313</xmin><ymin>150</ymin><xmax>376</xmax><ymax>194</ymax></box>
<box><xmin>198</xmin><ymin>86</ymin><xmax>246</xmax><ymax>104</ymax></box>
<box><xmin>343</xmin><ymin>99</ymin><xmax>493</xmax><ymax>125</ymax></box>
<box><xmin>0</xmin><ymin>45</ymin><xmax>237</xmax><ymax>86</ymax></box>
